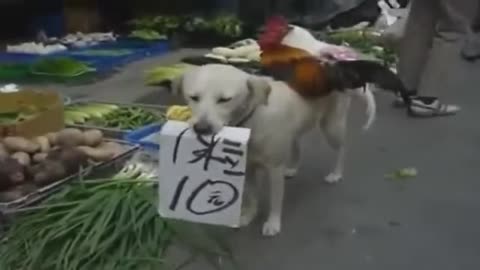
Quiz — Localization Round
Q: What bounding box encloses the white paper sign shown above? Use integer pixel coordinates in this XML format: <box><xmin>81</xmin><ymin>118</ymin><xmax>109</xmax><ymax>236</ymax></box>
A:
<box><xmin>158</xmin><ymin>120</ymin><xmax>250</xmax><ymax>227</ymax></box>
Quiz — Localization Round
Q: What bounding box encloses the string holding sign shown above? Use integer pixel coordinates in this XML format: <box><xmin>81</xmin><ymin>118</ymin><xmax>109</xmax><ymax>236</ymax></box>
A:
<box><xmin>158</xmin><ymin>120</ymin><xmax>250</xmax><ymax>227</ymax></box>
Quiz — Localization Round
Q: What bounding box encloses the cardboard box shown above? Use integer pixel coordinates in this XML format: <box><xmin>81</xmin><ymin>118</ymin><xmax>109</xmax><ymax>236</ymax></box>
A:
<box><xmin>0</xmin><ymin>90</ymin><xmax>64</xmax><ymax>138</ymax></box>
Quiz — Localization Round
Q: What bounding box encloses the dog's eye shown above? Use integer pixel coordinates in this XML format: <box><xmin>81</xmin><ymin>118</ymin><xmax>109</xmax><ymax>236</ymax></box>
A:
<box><xmin>217</xmin><ymin>97</ymin><xmax>232</xmax><ymax>103</ymax></box>
<box><xmin>189</xmin><ymin>95</ymin><xmax>200</xmax><ymax>102</ymax></box>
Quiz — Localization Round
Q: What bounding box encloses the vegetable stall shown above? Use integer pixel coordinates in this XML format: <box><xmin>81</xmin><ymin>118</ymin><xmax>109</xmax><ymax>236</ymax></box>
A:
<box><xmin>0</xmin><ymin>89</ymin><xmax>234</xmax><ymax>270</ymax></box>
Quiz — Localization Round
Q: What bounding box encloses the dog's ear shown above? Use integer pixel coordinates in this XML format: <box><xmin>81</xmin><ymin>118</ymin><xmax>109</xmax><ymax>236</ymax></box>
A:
<box><xmin>160</xmin><ymin>74</ymin><xmax>184</xmax><ymax>96</ymax></box>
<box><xmin>247</xmin><ymin>76</ymin><xmax>271</xmax><ymax>105</ymax></box>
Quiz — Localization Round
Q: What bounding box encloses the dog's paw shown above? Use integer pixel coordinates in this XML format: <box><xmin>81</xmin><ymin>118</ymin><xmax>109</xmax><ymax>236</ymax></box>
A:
<box><xmin>262</xmin><ymin>217</ymin><xmax>281</xmax><ymax>236</ymax></box>
<box><xmin>325</xmin><ymin>172</ymin><xmax>342</xmax><ymax>184</ymax></box>
<box><xmin>284</xmin><ymin>168</ymin><xmax>298</xmax><ymax>178</ymax></box>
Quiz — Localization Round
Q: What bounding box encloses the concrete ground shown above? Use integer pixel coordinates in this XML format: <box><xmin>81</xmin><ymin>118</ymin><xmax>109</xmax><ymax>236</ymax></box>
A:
<box><xmin>46</xmin><ymin>46</ymin><xmax>480</xmax><ymax>270</ymax></box>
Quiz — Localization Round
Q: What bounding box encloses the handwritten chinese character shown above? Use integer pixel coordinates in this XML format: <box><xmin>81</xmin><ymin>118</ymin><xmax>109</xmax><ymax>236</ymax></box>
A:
<box><xmin>172</xmin><ymin>128</ymin><xmax>245</xmax><ymax>176</ymax></box>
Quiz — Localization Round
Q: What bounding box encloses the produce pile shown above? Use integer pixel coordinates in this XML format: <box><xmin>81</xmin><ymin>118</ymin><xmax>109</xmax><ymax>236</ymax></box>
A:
<box><xmin>0</xmin><ymin>128</ymin><xmax>127</xmax><ymax>202</ymax></box>
<box><xmin>145</xmin><ymin>64</ymin><xmax>190</xmax><ymax>86</ymax></box>
<box><xmin>30</xmin><ymin>57</ymin><xmax>95</xmax><ymax>77</ymax></box>
<box><xmin>128</xmin><ymin>14</ymin><xmax>245</xmax><ymax>41</ymax></box>
<box><xmin>324</xmin><ymin>29</ymin><xmax>398</xmax><ymax>66</ymax></box>
<box><xmin>204</xmin><ymin>39</ymin><xmax>261</xmax><ymax>64</ymax></box>
<box><xmin>0</xmin><ymin>167</ymin><xmax>233</xmax><ymax>270</ymax></box>
<box><xmin>64</xmin><ymin>103</ymin><xmax>166</xmax><ymax>130</ymax></box>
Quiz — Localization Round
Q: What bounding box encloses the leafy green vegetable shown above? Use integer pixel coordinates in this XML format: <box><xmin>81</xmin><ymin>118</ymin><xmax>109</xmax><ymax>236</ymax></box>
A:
<box><xmin>89</xmin><ymin>107</ymin><xmax>166</xmax><ymax>130</ymax></box>
<box><xmin>0</xmin><ymin>178</ymin><xmax>233</xmax><ymax>270</ymax></box>
<box><xmin>72</xmin><ymin>49</ymin><xmax>133</xmax><ymax>57</ymax></box>
<box><xmin>30</xmin><ymin>57</ymin><xmax>95</xmax><ymax>77</ymax></box>
<box><xmin>325</xmin><ymin>29</ymin><xmax>398</xmax><ymax>66</ymax></box>
<box><xmin>145</xmin><ymin>64</ymin><xmax>188</xmax><ymax>86</ymax></box>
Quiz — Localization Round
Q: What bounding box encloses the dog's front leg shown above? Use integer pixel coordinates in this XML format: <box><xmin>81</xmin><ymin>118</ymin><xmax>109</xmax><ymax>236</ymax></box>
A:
<box><xmin>284</xmin><ymin>139</ymin><xmax>300</xmax><ymax>179</ymax></box>
<box><xmin>262</xmin><ymin>165</ymin><xmax>285</xmax><ymax>236</ymax></box>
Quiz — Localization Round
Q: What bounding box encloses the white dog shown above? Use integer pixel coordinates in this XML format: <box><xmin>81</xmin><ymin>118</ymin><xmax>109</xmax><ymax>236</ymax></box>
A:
<box><xmin>168</xmin><ymin>63</ymin><xmax>376</xmax><ymax>236</ymax></box>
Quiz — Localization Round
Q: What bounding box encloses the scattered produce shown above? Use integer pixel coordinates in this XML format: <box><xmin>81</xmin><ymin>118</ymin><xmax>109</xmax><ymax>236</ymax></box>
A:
<box><xmin>6</xmin><ymin>42</ymin><xmax>67</xmax><ymax>55</ymax></box>
<box><xmin>0</xmin><ymin>128</ymin><xmax>128</xmax><ymax>202</ymax></box>
<box><xmin>385</xmin><ymin>167</ymin><xmax>418</xmax><ymax>180</ymax></box>
<box><xmin>30</xmin><ymin>57</ymin><xmax>95</xmax><ymax>77</ymax></box>
<box><xmin>205</xmin><ymin>39</ymin><xmax>261</xmax><ymax>63</ymax></box>
<box><xmin>64</xmin><ymin>103</ymin><xmax>166</xmax><ymax>130</ymax></box>
<box><xmin>129</xmin><ymin>29</ymin><xmax>166</xmax><ymax>41</ymax></box>
<box><xmin>166</xmin><ymin>105</ymin><xmax>192</xmax><ymax>122</ymax></box>
<box><xmin>144</xmin><ymin>64</ymin><xmax>189</xmax><ymax>85</ymax></box>
<box><xmin>209</xmin><ymin>14</ymin><xmax>244</xmax><ymax>38</ymax></box>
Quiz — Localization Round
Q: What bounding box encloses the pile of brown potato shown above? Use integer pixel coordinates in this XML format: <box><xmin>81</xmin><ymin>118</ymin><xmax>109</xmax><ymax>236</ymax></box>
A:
<box><xmin>0</xmin><ymin>128</ymin><xmax>125</xmax><ymax>202</ymax></box>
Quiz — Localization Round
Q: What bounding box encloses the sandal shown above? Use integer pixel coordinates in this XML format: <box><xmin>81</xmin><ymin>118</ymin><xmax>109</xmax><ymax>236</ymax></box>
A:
<box><xmin>407</xmin><ymin>97</ymin><xmax>460</xmax><ymax>117</ymax></box>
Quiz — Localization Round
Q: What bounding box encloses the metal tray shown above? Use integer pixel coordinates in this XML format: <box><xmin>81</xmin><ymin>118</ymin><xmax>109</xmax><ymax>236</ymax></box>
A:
<box><xmin>65</xmin><ymin>100</ymin><xmax>168</xmax><ymax>139</ymax></box>
<box><xmin>0</xmin><ymin>139</ymin><xmax>140</xmax><ymax>213</ymax></box>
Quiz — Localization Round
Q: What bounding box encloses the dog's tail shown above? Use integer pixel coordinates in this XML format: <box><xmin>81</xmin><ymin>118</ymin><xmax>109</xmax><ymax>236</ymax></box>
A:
<box><xmin>326</xmin><ymin>60</ymin><xmax>412</xmax><ymax>107</ymax></box>
<box><xmin>348</xmin><ymin>85</ymin><xmax>376</xmax><ymax>130</ymax></box>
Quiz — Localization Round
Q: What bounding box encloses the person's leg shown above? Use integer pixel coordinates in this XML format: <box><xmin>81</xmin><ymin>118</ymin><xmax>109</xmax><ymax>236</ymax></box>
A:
<box><xmin>461</xmin><ymin>3</ymin><xmax>480</xmax><ymax>60</ymax></box>
<box><xmin>405</xmin><ymin>0</ymin><xmax>478</xmax><ymax>116</ymax></box>
<box><xmin>397</xmin><ymin>0</ymin><xmax>439</xmax><ymax>94</ymax></box>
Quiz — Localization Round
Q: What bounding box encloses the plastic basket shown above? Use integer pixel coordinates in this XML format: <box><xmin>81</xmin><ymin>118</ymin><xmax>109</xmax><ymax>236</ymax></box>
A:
<box><xmin>123</xmin><ymin>123</ymin><xmax>163</xmax><ymax>156</ymax></box>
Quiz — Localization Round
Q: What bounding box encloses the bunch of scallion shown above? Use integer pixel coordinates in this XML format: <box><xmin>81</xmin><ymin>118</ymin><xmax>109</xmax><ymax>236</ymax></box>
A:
<box><xmin>0</xmin><ymin>178</ymin><xmax>234</xmax><ymax>270</ymax></box>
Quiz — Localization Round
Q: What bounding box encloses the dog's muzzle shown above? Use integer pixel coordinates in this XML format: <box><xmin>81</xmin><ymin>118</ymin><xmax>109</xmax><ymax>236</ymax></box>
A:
<box><xmin>193</xmin><ymin>121</ymin><xmax>213</xmax><ymax>135</ymax></box>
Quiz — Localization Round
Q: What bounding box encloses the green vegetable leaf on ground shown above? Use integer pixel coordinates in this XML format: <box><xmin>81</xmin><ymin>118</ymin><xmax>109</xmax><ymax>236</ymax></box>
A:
<box><xmin>385</xmin><ymin>167</ymin><xmax>418</xmax><ymax>181</ymax></box>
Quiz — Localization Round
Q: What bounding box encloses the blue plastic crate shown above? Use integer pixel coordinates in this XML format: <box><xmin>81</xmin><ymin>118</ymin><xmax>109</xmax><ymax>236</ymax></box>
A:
<box><xmin>124</xmin><ymin>123</ymin><xmax>163</xmax><ymax>154</ymax></box>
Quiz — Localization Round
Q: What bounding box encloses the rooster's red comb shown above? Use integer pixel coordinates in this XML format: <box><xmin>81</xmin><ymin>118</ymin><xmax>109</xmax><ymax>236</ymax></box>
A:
<box><xmin>258</xmin><ymin>15</ymin><xmax>290</xmax><ymax>50</ymax></box>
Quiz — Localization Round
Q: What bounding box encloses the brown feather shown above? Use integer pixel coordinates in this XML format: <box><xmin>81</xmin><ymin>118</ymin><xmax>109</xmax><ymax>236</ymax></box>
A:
<box><xmin>260</xmin><ymin>44</ymin><xmax>332</xmax><ymax>98</ymax></box>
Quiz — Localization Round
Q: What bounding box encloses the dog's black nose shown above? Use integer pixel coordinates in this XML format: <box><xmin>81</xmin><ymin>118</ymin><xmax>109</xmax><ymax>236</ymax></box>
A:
<box><xmin>193</xmin><ymin>122</ymin><xmax>213</xmax><ymax>135</ymax></box>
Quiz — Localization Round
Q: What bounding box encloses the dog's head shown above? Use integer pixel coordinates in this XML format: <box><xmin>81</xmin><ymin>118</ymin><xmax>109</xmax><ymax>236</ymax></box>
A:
<box><xmin>167</xmin><ymin>64</ymin><xmax>271</xmax><ymax>134</ymax></box>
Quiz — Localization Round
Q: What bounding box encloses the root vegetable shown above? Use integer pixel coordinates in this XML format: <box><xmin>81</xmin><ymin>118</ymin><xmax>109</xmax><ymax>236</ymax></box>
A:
<box><xmin>3</xmin><ymin>137</ymin><xmax>39</xmax><ymax>153</ymax></box>
<box><xmin>33</xmin><ymin>147</ymin><xmax>89</xmax><ymax>185</ymax></box>
<box><xmin>0</xmin><ymin>158</ymin><xmax>26</xmax><ymax>191</ymax></box>
<box><xmin>77</xmin><ymin>145</ymin><xmax>114</xmax><ymax>162</ymax></box>
<box><xmin>32</xmin><ymin>161</ymin><xmax>67</xmax><ymax>185</ymax></box>
<box><xmin>56</xmin><ymin>128</ymin><xmax>84</xmax><ymax>147</ymax></box>
<box><xmin>0</xmin><ymin>143</ymin><xmax>8</xmax><ymax>160</ymax></box>
<box><xmin>0</xmin><ymin>184</ymin><xmax>37</xmax><ymax>202</ymax></box>
<box><xmin>34</xmin><ymin>136</ymin><xmax>51</xmax><ymax>152</ymax></box>
<box><xmin>33</xmin><ymin>152</ymin><xmax>48</xmax><ymax>163</ymax></box>
<box><xmin>11</xmin><ymin>152</ymin><xmax>31</xmax><ymax>166</ymax></box>
<box><xmin>101</xmin><ymin>142</ymin><xmax>124</xmax><ymax>158</ymax></box>
<box><xmin>83</xmin><ymin>129</ymin><xmax>103</xmax><ymax>146</ymax></box>
<box><xmin>45</xmin><ymin>132</ymin><xmax>58</xmax><ymax>145</ymax></box>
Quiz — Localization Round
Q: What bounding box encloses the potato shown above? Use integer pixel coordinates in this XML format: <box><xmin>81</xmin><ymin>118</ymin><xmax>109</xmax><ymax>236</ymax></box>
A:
<box><xmin>45</xmin><ymin>132</ymin><xmax>58</xmax><ymax>145</ymax></box>
<box><xmin>11</xmin><ymin>152</ymin><xmax>31</xmax><ymax>166</ymax></box>
<box><xmin>33</xmin><ymin>152</ymin><xmax>48</xmax><ymax>163</ymax></box>
<box><xmin>32</xmin><ymin>161</ymin><xmax>67</xmax><ymax>185</ymax></box>
<box><xmin>0</xmin><ymin>158</ymin><xmax>26</xmax><ymax>191</ymax></box>
<box><xmin>34</xmin><ymin>136</ymin><xmax>51</xmax><ymax>152</ymax></box>
<box><xmin>0</xmin><ymin>143</ymin><xmax>8</xmax><ymax>160</ymax></box>
<box><xmin>3</xmin><ymin>136</ymin><xmax>39</xmax><ymax>153</ymax></box>
<box><xmin>77</xmin><ymin>145</ymin><xmax>115</xmax><ymax>162</ymax></box>
<box><xmin>83</xmin><ymin>129</ymin><xmax>103</xmax><ymax>146</ymax></box>
<box><xmin>101</xmin><ymin>142</ymin><xmax>124</xmax><ymax>158</ymax></box>
<box><xmin>56</xmin><ymin>128</ymin><xmax>84</xmax><ymax>147</ymax></box>
<box><xmin>46</xmin><ymin>147</ymin><xmax>89</xmax><ymax>171</ymax></box>
<box><xmin>0</xmin><ymin>183</ymin><xmax>37</xmax><ymax>202</ymax></box>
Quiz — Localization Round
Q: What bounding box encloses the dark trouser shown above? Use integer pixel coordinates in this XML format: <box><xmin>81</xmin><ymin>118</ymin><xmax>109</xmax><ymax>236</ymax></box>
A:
<box><xmin>397</xmin><ymin>0</ymin><xmax>479</xmax><ymax>95</ymax></box>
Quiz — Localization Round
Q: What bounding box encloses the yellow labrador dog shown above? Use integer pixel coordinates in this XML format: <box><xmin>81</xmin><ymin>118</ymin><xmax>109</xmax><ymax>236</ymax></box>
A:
<box><xmin>167</xmin><ymin>63</ymin><xmax>376</xmax><ymax>236</ymax></box>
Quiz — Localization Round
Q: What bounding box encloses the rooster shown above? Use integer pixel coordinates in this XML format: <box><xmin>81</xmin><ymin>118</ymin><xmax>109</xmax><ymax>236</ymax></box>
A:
<box><xmin>256</xmin><ymin>15</ymin><xmax>412</xmax><ymax>106</ymax></box>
